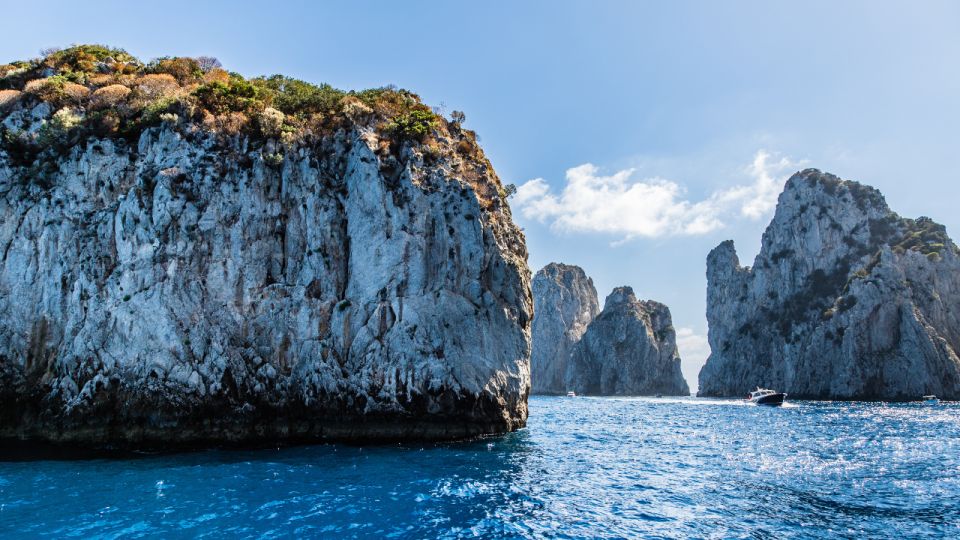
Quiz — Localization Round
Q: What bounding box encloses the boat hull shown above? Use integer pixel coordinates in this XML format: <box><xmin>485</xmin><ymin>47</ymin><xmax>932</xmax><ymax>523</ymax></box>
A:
<box><xmin>753</xmin><ymin>393</ymin><xmax>786</xmax><ymax>406</ymax></box>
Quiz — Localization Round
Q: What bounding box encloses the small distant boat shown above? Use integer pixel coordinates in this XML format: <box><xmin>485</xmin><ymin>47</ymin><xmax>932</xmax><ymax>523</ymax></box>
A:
<box><xmin>746</xmin><ymin>387</ymin><xmax>786</xmax><ymax>407</ymax></box>
<box><xmin>655</xmin><ymin>393</ymin><xmax>663</xmax><ymax>398</ymax></box>
<box><xmin>923</xmin><ymin>395</ymin><xmax>939</xmax><ymax>405</ymax></box>
<box><xmin>566</xmin><ymin>391</ymin><xmax>576</xmax><ymax>397</ymax></box>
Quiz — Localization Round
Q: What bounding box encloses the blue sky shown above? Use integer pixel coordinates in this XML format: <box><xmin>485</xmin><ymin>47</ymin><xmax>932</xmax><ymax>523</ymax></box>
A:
<box><xmin>5</xmin><ymin>1</ymin><xmax>959</xmax><ymax>389</ymax></box>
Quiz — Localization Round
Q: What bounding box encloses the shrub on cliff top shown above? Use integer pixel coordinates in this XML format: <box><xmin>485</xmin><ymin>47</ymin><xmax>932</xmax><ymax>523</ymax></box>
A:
<box><xmin>38</xmin><ymin>107</ymin><xmax>84</xmax><ymax>146</ymax></box>
<box><xmin>0</xmin><ymin>63</ymin><xmax>27</xmax><ymax>79</ymax></box>
<box><xmin>90</xmin><ymin>84</ymin><xmax>132</xmax><ymax>109</ymax></box>
<box><xmin>195</xmin><ymin>74</ymin><xmax>264</xmax><ymax>114</ymax></box>
<box><xmin>24</xmin><ymin>76</ymin><xmax>69</xmax><ymax>101</ymax></box>
<box><xmin>0</xmin><ymin>89</ymin><xmax>21</xmax><ymax>110</ymax></box>
<box><xmin>136</xmin><ymin>74</ymin><xmax>181</xmax><ymax>100</ymax></box>
<box><xmin>387</xmin><ymin>109</ymin><xmax>438</xmax><ymax>141</ymax></box>
<box><xmin>892</xmin><ymin>216</ymin><xmax>952</xmax><ymax>256</ymax></box>
<box><xmin>0</xmin><ymin>44</ymin><xmax>471</xmax><ymax>166</ymax></box>
<box><xmin>42</xmin><ymin>45</ymin><xmax>138</xmax><ymax>77</ymax></box>
<box><xmin>257</xmin><ymin>107</ymin><xmax>286</xmax><ymax>138</ymax></box>
<box><xmin>250</xmin><ymin>75</ymin><xmax>346</xmax><ymax>118</ymax></box>
<box><xmin>148</xmin><ymin>57</ymin><xmax>204</xmax><ymax>85</ymax></box>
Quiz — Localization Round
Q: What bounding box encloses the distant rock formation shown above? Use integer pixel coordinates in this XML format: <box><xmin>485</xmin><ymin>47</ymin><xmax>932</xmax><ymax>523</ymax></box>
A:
<box><xmin>530</xmin><ymin>263</ymin><xmax>599</xmax><ymax>394</ymax></box>
<box><xmin>567</xmin><ymin>287</ymin><xmax>690</xmax><ymax>396</ymax></box>
<box><xmin>699</xmin><ymin>169</ymin><xmax>960</xmax><ymax>400</ymax></box>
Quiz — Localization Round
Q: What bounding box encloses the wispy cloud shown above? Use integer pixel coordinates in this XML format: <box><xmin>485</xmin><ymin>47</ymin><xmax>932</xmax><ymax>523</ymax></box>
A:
<box><xmin>513</xmin><ymin>150</ymin><xmax>803</xmax><ymax>240</ymax></box>
<box><xmin>675</xmin><ymin>327</ymin><xmax>711</xmax><ymax>393</ymax></box>
<box><xmin>676</xmin><ymin>327</ymin><xmax>710</xmax><ymax>363</ymax></box>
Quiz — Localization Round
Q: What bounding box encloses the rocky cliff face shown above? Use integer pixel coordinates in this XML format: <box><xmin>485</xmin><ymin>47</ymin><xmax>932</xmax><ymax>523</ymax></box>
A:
<box><xmin>530</xmin><ymin>263</ymin><xmax>599</xmax><ymax>394</ymax></box>
<box><xmin>0</xmin><ymin>49</ymin><xmax>532</xmax><ymax>448</ymax></box>
<box><xmin>567</xmin><ymin>287</ymin><xmax>689</xmax><ymax>396</ymax></box>
<box><xmin>699</xmin><ymin>169</ymin><xmax>960</xmax><ymax>400</ymax></box>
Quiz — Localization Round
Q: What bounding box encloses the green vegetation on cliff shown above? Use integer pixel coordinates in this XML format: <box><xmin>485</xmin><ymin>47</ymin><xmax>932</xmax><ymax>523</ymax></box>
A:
<box><xmin>0</xmin><ymin>44</ymin><xmax>441</xmax><ymax>140</ymax></box>
<box><xmin>0</xmin><ymin>44</ymin><xmax>510</xmax><ymax>209</ymax></box>
<box><xmin>2</xmin><ymin>46</ymin><xmax>480</xmax><ymax>155</ymax></box>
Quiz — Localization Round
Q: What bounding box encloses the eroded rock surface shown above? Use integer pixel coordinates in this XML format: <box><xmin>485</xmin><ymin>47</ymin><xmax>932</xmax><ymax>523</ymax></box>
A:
<box><xmin>699</xmin><ymin>169</ymin><xmax>960</xmax><ymax>399</ymax></box>
<box><xmin>567</xmin><ymin>287</ymin><xmax>689</xmax><ymax>396</ymax></box>
<box><xmin>0</xmin><ymin>106</ymin><xmax>532</xmax><ymax>448</ymax></box>
<box><xmin>530</xmin><ymin>263</ymin><xmax>599</xmax><ymax>394</ymax></box>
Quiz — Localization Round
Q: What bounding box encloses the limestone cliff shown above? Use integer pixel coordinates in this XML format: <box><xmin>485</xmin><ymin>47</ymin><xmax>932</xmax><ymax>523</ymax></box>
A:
<box><xmin>567</xmin><ymin>287</ymin><xmax>689</xmax><ymax>396</ymax></box>
<box><xmin>0</xmin><ymin>47</ymin><xmax>532</xmax><ymax>448</ymax></box>
<box><xmin>530</xmin><ymin>263</ymin><xmax>599</xmax><ymax>394</ymax></box>
<box><xmin>699</xmin><ymin>169</ymin><xmax>960</xmax><ymax>400</ymax></box>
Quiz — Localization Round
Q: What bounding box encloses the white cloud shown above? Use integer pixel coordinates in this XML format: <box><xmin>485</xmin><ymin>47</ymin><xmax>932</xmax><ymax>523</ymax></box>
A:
<box><xmin>676</xmin><ymin>327</ymin><xmax>710</xmax><ymax>362</ymax></box>
<box><xmin>675</xmin><ymin>327</ymin><xmax>711</xmax><ymax>393</ymax></box>
<box><xmin>713</xmin><ymin>150</ymin><xmax>800</xmax><ymax>219</ymax></box>
<box><xmin>513</xmin><ymin>150</ymin><xmax>803</xmax><ymax>239</ymax></box>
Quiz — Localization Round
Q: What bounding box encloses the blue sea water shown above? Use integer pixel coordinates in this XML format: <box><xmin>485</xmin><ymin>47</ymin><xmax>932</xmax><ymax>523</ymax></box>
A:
<box><xmin>1</xmin><ymin>397</ymin><xmax>958</xmax><ymax>539</ymax></box>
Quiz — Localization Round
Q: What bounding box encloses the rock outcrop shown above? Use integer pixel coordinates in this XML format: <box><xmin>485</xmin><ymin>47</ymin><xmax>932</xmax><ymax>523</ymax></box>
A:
<box><xmin>567</xmin><ymin>287</ymin><xmax>689</xmax><ymax>396</ymax></box>
<box><xmin>699</xmin><ymin>169</ymin><xmax>960</xmax><ymax>400</ymax></box>
<box><xmin>530</xmin><ymin>263</ymin><xmax>599</xmax><ymax>394</ymax></box>
<box><xmin>0</xmin><ymin>48</ymin><xmax>532</xmax><ymax>448</ymax></box>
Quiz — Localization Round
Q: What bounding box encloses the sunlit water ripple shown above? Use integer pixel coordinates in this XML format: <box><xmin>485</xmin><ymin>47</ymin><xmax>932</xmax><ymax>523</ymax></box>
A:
<box><xmin>2</xmin><ymin>397</ymin><xmax>959</xmax><ymax>538</ymax></box>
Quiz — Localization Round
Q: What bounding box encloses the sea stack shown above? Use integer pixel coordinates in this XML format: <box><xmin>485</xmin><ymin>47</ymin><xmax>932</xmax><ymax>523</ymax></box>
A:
<box><xmin>699</xmin><ymin>169</ymin><xmax>960</xmax><ymax>400</ymax></box>
<box><xmin>530</xmin><ymin>263</ymin><xmax>600</xmax><ymax>394</ymax></box>
<box><xmin>567</xmin><ymin>287</ymin><xmax>689</xmax><ymax>396</ymax></box>
<box><xmin>0</xmin><ymin>46</ymin><xmax>532</xmax><ymax>448</ymax></box>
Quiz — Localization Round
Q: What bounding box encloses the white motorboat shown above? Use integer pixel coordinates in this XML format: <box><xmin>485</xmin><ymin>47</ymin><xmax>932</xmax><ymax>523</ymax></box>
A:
<box><xmin>923</xmin><ymin>395</ymin><xmax>939</xmax><ymax>405</ymax></box>
<box><xmin>746</xmin><ymin>387</ymin><xmax>787</xmax><ymax>406</ymax></box>
<box><xmin>566</xmin><ymin>391</ymin><xmax>576</xmax><ymax>397</ymax></box>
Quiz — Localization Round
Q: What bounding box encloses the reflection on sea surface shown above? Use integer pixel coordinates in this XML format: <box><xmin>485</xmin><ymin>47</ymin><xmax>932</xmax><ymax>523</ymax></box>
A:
<box><xmin>1</xmin><ymin>397</ymin><xmax>958</xmax><ymax>538</ymax></box>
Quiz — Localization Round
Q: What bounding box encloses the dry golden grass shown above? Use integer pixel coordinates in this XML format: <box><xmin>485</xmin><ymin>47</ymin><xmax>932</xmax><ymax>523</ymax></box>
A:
<box><xmin>0</xmin><ymin>89</ymin><xmax>22</xmax><ymax>109</ymax></box>
<box><xmin>63</xmin><ymin>82</ymin><xmax>91</xmax><ymax>103</ymax></box>
<box><xmin>115</xmin><ymin>74</ymin><xmax>141</xmax><ymax>86</ymax></box>
<box><xmin>342</xmin><ymin>96</ymin><xmax>373</xmax><ymax>123</ymax></box>
<box><xmin>90</xmin><ymin>84</ymin><xmax>132</xmax><ymax>109</ymax></box>
<box><xmin>23</xmin><ymin>79</ymin><xmax>50</xmax><ymax>94</ymax></box>
<box><xmin>23</xmin><ymin>78</ymin><xmax>67</xmax><ymax>102</ymax></box>
<box><xmin>203</xmin><ymin>68</ymin><xmax>231</xmax><ymax>85</ymax></box>
<box><xmin>218</xmin><ymin>112</ymin><xmax>249</xmax><ymax>135</ymax></box>
<box><xmin>4</xmin><ymin>47</ymin><xmax>454</xmax><ymax>163</ymax></box>
<box><xmin>456</xmin><ymin>139</ymin><xmax>474</xmax><ymax>155</ymax></box>
<box><xmin>152</xmin><ymin>57</ymin><xmax>202</xmax><ymax>85</ymax></box>
<box><xmin>0</xmin><ymin>64</ymin><xmax>13</xmax><ymax>77</ymax></box>
<box><xmin>87</xmin><ymin>74</ymin><xmax>116</xmax><ymax>86</ymax></box>
<box><xmin>200</xmin><ymin>110</ymin><xmax>218</xmax><ymax>131</ymax></box>
<box><xmin>137</xmin><ymin>74</ymin><xmax>180</xmax><ymax>99</ymax></box>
